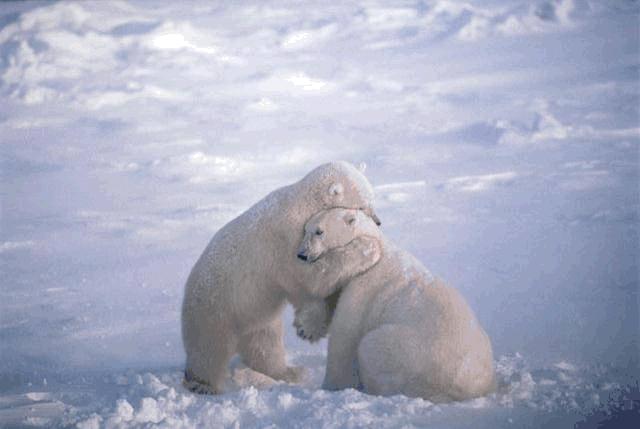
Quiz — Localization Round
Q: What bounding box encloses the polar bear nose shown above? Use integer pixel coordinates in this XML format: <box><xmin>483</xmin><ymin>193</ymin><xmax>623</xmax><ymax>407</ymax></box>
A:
<box><xmin>297</xmin><ymin>253</ymin><xmax>308</xmax><ymax>261</ymax></box>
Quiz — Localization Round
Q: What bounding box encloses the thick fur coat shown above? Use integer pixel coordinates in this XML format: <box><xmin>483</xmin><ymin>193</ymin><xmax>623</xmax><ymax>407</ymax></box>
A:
<box><xmin>181</xmin><ymin>162</ymin><xmax>381</xmax><ymax>394</ymax></box>
<box><xmin>296</xmin><ymin>208</ymin><xmax>496</xmax><ymax>402</ymax></box>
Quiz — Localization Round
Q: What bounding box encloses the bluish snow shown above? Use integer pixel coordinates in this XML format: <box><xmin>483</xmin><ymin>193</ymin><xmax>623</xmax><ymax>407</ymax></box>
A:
<box><xmin>0</xmin><ymin>0</ymin><xmax>638</xmax><ymax>427</ymax></box>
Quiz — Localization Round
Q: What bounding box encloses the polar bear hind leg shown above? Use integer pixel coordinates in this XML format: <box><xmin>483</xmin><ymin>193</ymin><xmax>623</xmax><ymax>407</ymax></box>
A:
<box><xmin>184</xmin><ymin>323</ymin><xmax>236</xmax><ymax>395</ymax></box>
<box><xmin>357</xmin><ymin>325</ymin><xmax>454</xmax><ymax>402</ymax></box>
<box><xmin>238</xmin><ymin>316</ymin><xmax>307</xmax><ymax>384</ymax></box>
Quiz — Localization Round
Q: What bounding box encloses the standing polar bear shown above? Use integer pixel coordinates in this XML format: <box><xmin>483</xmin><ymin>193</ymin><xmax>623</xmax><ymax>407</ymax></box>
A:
<box><xmin>296</xmin><ymin>208</ymin><xmax>496</xmax><ymax>402</ymax></box>
<box><xmin>181</xmin><ymin>162</ymin><xmax>382</xmax><ymax>394</ymax></box>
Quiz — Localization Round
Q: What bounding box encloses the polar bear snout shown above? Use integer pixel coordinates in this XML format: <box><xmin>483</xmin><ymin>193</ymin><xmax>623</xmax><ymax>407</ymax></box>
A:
<box><xmin>296</xmin><ymin>244</ymin><xmax>311</xmax><ymax>262</ymax></box>
<box><xmin>297</xmin><ymin>243</ymin><xmax>322</xmax><ymax>263</ymax></box>
<box><xmin>296</xmin><ymin>248</ymin><xmax>320</xmax><ymax>263</ymax></box>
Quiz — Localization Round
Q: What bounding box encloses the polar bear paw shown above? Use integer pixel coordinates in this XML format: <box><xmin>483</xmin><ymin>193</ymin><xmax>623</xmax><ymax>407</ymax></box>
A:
<box><xmin>231</xmin><ymin>367</ymin><xmax>279</xmax><ymax>390</ymax></box>
<box><xmin>183</xmin><ymin>369</ymin><xmax>221</xmax><ymax>395</ymax></box>
<box><xmin>341</xmin><ymin>235</ymin><xmax>382</xmax><ymax>275</ymax></box>
<box><xmin>294</xmin><ymin>300</ymin><xmax>330</xmax><ymax>343</ymax></box>
<box><xmin>280</xmin><ymin>365</ymin><xmax>309</xmax><ymax>384</ymax></box>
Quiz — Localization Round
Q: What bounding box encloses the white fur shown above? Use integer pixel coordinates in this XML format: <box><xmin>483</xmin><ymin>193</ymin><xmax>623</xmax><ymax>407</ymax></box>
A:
<box><xmin>181</xmin><ymin>162</ymin><xmax>381</xmax><ymax>394</ymax></box>
<box><xmin>297</xmin><ymin>209</ymin><xmax>496</xmax><ymax>402</ymax></box>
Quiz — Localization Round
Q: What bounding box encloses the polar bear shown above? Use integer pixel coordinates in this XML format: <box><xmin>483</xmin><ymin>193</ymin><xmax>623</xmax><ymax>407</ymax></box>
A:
<box><xmin>181</xmin><ymin>162</ymin><xmax>382</xmax><ymax>394</ymax></box>
<box><xmin>296</xmin><ymin>208</ymin><xmax>496</xmax><ymax>402</ymax></box>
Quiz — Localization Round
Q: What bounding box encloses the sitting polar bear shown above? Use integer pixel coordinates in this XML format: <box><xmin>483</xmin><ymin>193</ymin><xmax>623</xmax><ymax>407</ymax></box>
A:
<box><xmin>296</xmin><ymin>208</ymin><xmax>496</xmax><ymax>402</ymax></box>
<box><xmin>182</xmin><ymin>162</ymin><xmax>382</xmax><ymax>394</ymax></box>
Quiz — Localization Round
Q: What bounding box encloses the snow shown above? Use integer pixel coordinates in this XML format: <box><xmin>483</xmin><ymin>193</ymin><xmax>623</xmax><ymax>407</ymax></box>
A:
<box><xmin>0</xmin><ymin>0</ymin><xmax>638</xmax><ymax>427</ymax></box>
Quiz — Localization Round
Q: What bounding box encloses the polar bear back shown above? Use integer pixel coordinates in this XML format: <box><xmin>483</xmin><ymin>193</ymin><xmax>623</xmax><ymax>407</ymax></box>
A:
<box><xmin>183</xmin><ymin>161</ymin><xmax>377</xmax><ymax>327</ymax></box>
<box><xmin>335</xmin><ymin>240</ymin><xmax>495</xmax><ymax>399</ymax></box>
<box><xmin>343</xmin><ymin>242</ymin><xmax>472</xmax><ymax>323</ymax></box>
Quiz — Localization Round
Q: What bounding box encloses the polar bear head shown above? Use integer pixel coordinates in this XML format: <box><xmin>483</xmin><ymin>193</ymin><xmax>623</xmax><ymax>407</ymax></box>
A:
<box><xmin>300</xmin><ymin>162</ymin><xmax>381</xmax><ymax>226</ymax></box>
<box><xmin>297</xmin><ymin>208</ymin><xmax>380</xmax><ymax>262</ymax></box>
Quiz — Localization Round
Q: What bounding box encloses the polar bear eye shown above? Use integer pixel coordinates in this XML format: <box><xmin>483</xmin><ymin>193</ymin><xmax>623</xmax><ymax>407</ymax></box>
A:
<box><xmin>315</xmin><ymin>229</ymin><xmax>324</xmax><ymax>236</ymax></box>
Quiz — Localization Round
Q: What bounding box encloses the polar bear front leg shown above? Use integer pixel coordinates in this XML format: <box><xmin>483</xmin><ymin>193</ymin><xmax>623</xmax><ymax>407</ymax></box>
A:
<box><xmin>305</xmin><ymin>236</ymin><xmax>381</xmax><ymax>298</ymax></box>
<box><xmin>322</xmin><ymin>325</ymin><xmax>362</xmax><ymax>391</ymax></box>
<box><xmin>238</xmin><ymin>315</ymin><xmax>307</xmax><ymax>384</ymax></box>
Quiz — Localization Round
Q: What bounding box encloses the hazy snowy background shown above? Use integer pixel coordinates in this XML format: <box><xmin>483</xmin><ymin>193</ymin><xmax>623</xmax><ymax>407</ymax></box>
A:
<box><xmin>0</xmin><ymin>0</ymin><xmax>638</xmax><ymax>427</ymax></box>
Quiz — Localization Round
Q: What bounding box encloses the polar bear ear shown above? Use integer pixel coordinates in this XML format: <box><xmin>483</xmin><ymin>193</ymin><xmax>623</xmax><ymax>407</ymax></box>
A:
<box><xmin>328</xmin><ymin>182</ymin><xmax>344</xmax><ymax>201</ymax></box>
<box><xmin>358</xmin><ymin>162</ymin><xmax>367</xmax><ymax>174</ymax></box>
<box><xmin>343</xmin><ymin>212</ymin><xmax>357</xmax><ymax>226</ymax></box>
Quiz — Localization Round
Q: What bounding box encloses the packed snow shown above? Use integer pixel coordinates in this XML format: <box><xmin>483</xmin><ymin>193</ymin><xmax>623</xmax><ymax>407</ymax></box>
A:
<box><xmin>0</xmin><ymin>0</ymin><xmax>638</xmax><ymax>427</ymax></box>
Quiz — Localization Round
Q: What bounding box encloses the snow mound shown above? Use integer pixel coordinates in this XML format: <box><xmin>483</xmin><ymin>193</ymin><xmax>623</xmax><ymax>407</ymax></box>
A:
<box><xmin>62</xmin><ymin>354</ymin><xmax>633</xmax><ymax>429</ymax></box>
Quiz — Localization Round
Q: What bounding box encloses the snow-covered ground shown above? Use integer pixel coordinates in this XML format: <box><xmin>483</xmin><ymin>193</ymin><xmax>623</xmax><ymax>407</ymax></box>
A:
<box><xmin>0</xmin><ymin>0</ymin><xmax>638</xmax><ymax>427</ymax></box>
